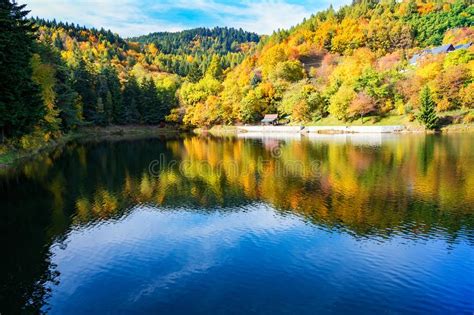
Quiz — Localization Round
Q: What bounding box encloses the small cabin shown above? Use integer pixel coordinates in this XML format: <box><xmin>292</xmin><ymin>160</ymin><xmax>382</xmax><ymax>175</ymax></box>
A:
<box><xmin>409</xmin><ymin>43</ymin><xmax>459</xmax><ymax>65</ymax></box>
<box><xmin>430</xmin><ymin>44</ymin><xmax>455</xmax><ymax>55</ymax></box>
<box><xmin>261</xmin><ymin>114</ymin><xmax>278</xmax><ymax>125</ymax></box>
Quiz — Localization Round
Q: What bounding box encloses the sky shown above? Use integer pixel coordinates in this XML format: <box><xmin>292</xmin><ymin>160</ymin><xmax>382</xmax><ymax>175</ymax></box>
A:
<box><xmin>23</xmin><ymin>0</ymin><xmax>351</xmax><ymax>37</ymax></box>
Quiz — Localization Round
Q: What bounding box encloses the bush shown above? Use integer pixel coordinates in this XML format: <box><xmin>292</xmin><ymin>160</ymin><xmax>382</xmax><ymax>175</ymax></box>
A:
<box><xmin>18</xmin><ymin>128</ymin><xmax>51</xmax><ymax>151</ymax></box>
<box><xmin>436</xmin><ymin>98</ymin><xmax>453</xmax><ymax>112</ymax></box>
<box><xmin>396</xmin><ymin>99</ymin><xmax>406</xmax><ymax>115</ymax></box>
<box><xmin>463</xmin><ymin>112</ymin><xmax>474</xmax><ymax>124</ymax></box>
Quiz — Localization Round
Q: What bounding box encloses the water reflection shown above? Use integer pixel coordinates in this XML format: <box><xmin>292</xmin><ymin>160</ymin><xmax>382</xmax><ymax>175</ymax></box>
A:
<box><xmin>1</xmin><ymin>134</ymin><xmax>473</xmax><ymax>313</ymax></box>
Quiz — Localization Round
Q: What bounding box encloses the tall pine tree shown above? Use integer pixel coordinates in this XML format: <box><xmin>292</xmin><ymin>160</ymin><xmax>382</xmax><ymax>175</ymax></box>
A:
<box><xmin>122</xmin><ymin>75</ymin><xmax>141</xmax><ymax>124</ymax></box>
<box><xmin>73</xmin><ymin>59</ymin><xmax>97</xmax><ymax>122</ymax></box>
<box><xmin>417</xmin><ymin>86</ymin><xmax>438</xmax><ymax>130</ymax></box>
<box><xmin>0</xmin><ymin>0</ymin><xmax>44</xmax><ymax>140</ymax></box>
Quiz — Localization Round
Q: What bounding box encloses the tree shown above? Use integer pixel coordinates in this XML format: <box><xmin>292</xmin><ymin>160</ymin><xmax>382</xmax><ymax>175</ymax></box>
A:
<box><xmin>206</xmin><ymin>55</ymin><xmax>223</xmax><ymax>79</ymax></box>
<box><xmin>417</xmin><ymin>86</ymin><xmax>438</xmax><ymax>130</ymax></box>
<box><xmin>240</xmin><ymin>90</ymin><xmax>265</xmax><ymax>123</ymax></box>
<box><xmin>73</xmin><ymin>60</ymin><xmax>97</xmax><ymax>122</ymax></box>
<box><xmin>0</xmin><ymin>0</ymin><xmax>44</xmax><ymax>140</ymax></box>
<box><xmin>121</xmin><ymin>76</ymin><xmax>141</xmax><ymax>124</ymax></box>
<box><xmin>272</xmin><ymin>60</ymin><xmax>305</xmax><ymax>82</ymax></box>
<box><xmin>348</xmin><ymin>92</ymin><xmax>377</xmax><ymax>122</ymax></box>
<box><xmin>31</xmin><ymin>53</ymin><xmax>61</xmax><ymax>133</ymax></box>
<box><xmin>187</xmin><ymin>62</ymin><xmax>202</xmax><ymax>83</ymax></box>
<box><xmin>142</xmin><ymin>78</ymin><xmax>163</xmax><ymax>124</ymax></box>
<box><xmin>102</xmin><ymin>67</ymin><xmax>122</xmax><ymax>124</ymax></box>
<box><xmin>328</xmin><ymin>85</ymin><xmax>356</xmax><ymax>121</ymax></box>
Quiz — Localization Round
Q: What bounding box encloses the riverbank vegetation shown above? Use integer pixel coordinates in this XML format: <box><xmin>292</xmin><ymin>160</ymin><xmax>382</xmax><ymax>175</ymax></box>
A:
<box><xmin>0</xmin><ymin>1</ymin><xmax>258</xmax><ymax>156</ymax></box>
<box><xmin>0</xmin><ymin>0</ymin><xmax>473</xmax><ymax>162</ymax></box>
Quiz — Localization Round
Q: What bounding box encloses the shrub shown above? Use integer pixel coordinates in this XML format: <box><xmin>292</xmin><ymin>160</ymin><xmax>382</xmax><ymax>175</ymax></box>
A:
<box><xmin>436</xmin><ymin>98</ymin><xmax>452</xmax><ymax>112</ymax></box>
<box><xmin>460</xmin><ymin>83</ymin><xmax>474</xmax><ymax>109</ymax></box>
<box><xmin>463</xmin><ymin>112</ymin><xmax>474</xmax><ymax>124</ymax></box>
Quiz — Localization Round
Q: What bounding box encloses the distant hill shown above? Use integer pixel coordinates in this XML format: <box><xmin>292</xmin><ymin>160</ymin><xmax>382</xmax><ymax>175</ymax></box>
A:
<box><xmin>130</xmin><ymin>27</ymin><xmax>260</xmax><ymax>55</ymax></box>
<box><xmin>31</xmin><ymin>19</ymin><xmax>259</xmax><ymax>77</ymax></box>
<box><xmin>174</xmin><ymin>0</ymin><xmax>474</xmax><ymax>127</ymax></box>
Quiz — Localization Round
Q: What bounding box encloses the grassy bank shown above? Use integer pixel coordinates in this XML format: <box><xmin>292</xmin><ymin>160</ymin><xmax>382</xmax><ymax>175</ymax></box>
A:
<box><xmin>0</xmin><ymin>132</ymin><xmax>81</xmax><ymax>168</ymax></box>
<box><xmin>193</xmin><ymin>125</ymin><xmax>238</xmax><ymax>136</ymax></box>
<box><xmin>0</xmin><ymin>125</ymin><xmax>182</xmax><ymax>168</ymax></box>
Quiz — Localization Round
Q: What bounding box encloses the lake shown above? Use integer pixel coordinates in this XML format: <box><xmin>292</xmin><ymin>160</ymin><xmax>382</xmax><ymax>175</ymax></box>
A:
<box><xmin>1</xmin><ymin>133</ymin><xmax>473</xmax><ymax>314</ymax></box>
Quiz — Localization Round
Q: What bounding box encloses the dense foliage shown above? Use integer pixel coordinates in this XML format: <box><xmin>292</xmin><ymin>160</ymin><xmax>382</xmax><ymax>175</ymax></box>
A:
<box><xmin>1</xmin><ymin>8</ymin><xmax>262</xmax><ymax>149</ymax></box>
<box><xmin>1</xmin><ymin>0</ymin><xmax>473</xmax><ymax>150</ymax></box>
<box><xmin>172</xmin><ymin>0</ymin><xmax>473</xmax><ymax>127</ymax></box>
<box><xmin>417</xmin><ymin>86</ymin><xmax>439</xmax><ymax>129</ymax></box>
<box><xmin>0</xmin><ymin>0</ymin><xmax>44</xmax><ymax>140</ymax></box>
<box><xmin>130</xmin><ymin>27</ymin><xmax>259</xmax><ymax>55</ymax></box>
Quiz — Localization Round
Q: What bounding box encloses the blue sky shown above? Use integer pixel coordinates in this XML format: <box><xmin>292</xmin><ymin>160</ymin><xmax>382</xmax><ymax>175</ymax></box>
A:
<box><xmin>24</xmin><ymin>0</ymin><xmax>350</xmax><ymax>37</ymax></box>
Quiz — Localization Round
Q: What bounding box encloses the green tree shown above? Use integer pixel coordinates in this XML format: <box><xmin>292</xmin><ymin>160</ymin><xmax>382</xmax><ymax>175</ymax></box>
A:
<box><xmin>328</xmin><ymin>85</ymin><xmax>356</xmax><ymax>121</ymax></box>
<box><xmin>187</xmin><ymin>62</ymin><xmax>202</xmax><ymax>83</ymax></box>
<box><xmin>102</xmin><ymin>67</ymin><xmax>122</xmax><ymax>125</ymax></box>
<box><xmin>417</xmin><ymin>86</ymin><xmax>438</xmax><ymax>130</ymax></box>
<box><xmin>121</xmin><ymin>76</ymin><xmax>141</xmax><ymax>124</ymax></box>
<box><xmin>272</xmin><ymin>60</ymin><xmax>305</xmax><ymax>82</ymax></box>
<box><xmin>206</xmin><ymin>55</ymin><xmax>223</xmax><ymax>79</ymax></box>
<box><xmin>142</xmin><ymin>78</ymin><xmax>163</xmax><ymax>124</ymax></box>
<box><xmin>0</xmin><ymin>0</ymin><xmax>44</xmax><ymax>140</ymax></box>
<box><xmin>73</xmin><ymin>60</ymin><xmax>97</xmax><ymax>122</ymax></box>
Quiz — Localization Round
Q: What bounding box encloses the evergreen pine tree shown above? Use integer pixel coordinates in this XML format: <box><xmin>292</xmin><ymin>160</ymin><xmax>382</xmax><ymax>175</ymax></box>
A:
<box><xmin>417</xmin><ymin>86</ymin><xmax>438</xmax><ymax>130</ymax></box>
<box><xmin>143</xmin><ymin>78</ymin><xmax>163</xmax><ymax>125</ymax></box>
<box><xmin>122</xmin><ymin>76</ymin><xmax>141</xmax><ymax>124</ymax></box>
<box><xmin>0</xmin><ymin>0</ymin><xmax>44</xmax><ymax>140</ymax></box>
<box><xmin>187</xmin><ymin>62</ymin><xmax>202</xmax><ymax>83</ymax></box>
<box><xmin>206</xmin><ymin>55</ymin><xmax>223</xmax><ymax>79</ymax></box>
<box><xmin>47</xmin><ymin>46</ymin><xmax>81</xmax><ymax>131</ymax></box>
<box><xmin>73</xmin><ymin>60</ymin><xmax>97</xmax><ymax>122</ymax></box>
<box><xmin>94</xmin><ymin>73</ymin><xmax>108</xmax><ymax>126</ymax></box>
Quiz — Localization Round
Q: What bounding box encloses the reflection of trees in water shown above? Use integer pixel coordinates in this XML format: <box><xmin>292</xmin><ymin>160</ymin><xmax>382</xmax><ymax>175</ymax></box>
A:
<box><xmin>0</xmin><ymin>169</ymin><xmax>61</xmax><ymax>313</ymax></box>
<box><xmin>34</xmin><ymin>134</ymin><xmax>474</xmax><ymax>239</ymax></box>
<box><xmin>1</xmin><ymin>134</ymin><xmax>474</xmax><ymax>311</ymax></box>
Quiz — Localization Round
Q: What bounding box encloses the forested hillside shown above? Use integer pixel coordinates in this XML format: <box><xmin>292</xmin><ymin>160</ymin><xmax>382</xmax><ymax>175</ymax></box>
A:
<box><xmin>131</xmin><ymin>27</ymin><xmax>260</xmax><ymax>55</ymax></box>
<box><xmin>174</xmin><ymin>0</ymin><xmax>473</xmax><ymax>127</ymax></box>
<box><xmin>33</xmin><ymin>19</ymin><xmax>257</xmax><ymax>77</ymax></box>
<box><xmin>1</xmin><ymin>4</ymin><xmax>259</xmax><ymax>151</ymax></box>
<box><xmin>0</xmin><ymin>0</ymin><xmax>473</xmax><ymax>155</ymax></box>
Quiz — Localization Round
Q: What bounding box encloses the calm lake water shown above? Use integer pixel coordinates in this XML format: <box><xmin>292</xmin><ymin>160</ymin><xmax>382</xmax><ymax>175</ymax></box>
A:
<box><xmin>1</xmin><ymin>133</ymin><xmax>473</xmax><ymax>314</ymax></box>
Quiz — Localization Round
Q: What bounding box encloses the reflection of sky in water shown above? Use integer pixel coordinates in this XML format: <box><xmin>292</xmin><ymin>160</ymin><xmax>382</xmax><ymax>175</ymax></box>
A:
<box><xmin>2</xmin><ymin>134</ymin><xmax>473</xmax><ymax>314</ymax></box>
<box><xmin>47</xmin><ymin>204</ymin><xmax>474</xmax><ymax>314</ymax></box>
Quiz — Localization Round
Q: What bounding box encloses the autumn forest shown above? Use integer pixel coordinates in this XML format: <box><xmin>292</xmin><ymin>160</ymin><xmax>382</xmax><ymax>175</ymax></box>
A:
<box><xmin>0</xmin><ymin>0</ymin><xmax>473</xmax><ymax>152</ymax></box>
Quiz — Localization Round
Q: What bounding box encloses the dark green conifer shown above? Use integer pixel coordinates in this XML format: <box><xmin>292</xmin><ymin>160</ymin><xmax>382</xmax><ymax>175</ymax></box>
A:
<box><xmin>0</xmin><ymin>0</ymin><xmax>44</xmax><ymax>140</ymax></box>
<box><xmin>417</xmin><ymin>86</ymin><xmax>438</xmax><ymax>130</ymax></box>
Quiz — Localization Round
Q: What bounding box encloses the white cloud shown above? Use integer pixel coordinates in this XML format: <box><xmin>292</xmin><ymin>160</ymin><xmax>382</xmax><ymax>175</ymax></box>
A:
<box><xmin>24</xmin><ymin>0</ymin><xmax>185</xmax><ymax>36</ymax></box>
<box><xmin>23</xmin><ymin>0</ymin><xmax>351</xmax><ymax>37</ymax></box>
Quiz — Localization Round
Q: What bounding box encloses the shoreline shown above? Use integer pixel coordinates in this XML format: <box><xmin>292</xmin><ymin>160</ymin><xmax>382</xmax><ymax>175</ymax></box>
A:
<box><xmin>0</xmin><ymin>125</ymin><xmax>182</xmax><ymax>169</ymax></box>
<box><xmin>2</xmin><ymin>123</ymin><xmax>473</xmax><ymax>169</ymax></box>
<box><xmin>205</xmin><ymin>123</ymin><xmax>474</xmax><ymax>135</ymax></box>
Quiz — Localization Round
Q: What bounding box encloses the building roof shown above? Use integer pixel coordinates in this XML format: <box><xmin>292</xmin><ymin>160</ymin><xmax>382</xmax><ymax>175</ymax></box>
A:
<box><xmin>261</xmin><ymin>114</ymin><xmax>278</xmax><ymax>123</ymax></box>
<box><xmin>409</xmin><ymin>54</ymin><xmax>422</xmax><ymax>65</ymax></box>
<box><xmin>430</xmin><ymin>44</ymin><xmax>455</xmax><ymax>55</ymax></box>
<box><xmin>409</xmin><ymin>43</ymin><xmax>460</xmax><ymax>65</ymax></box>
<box><xmin>454</xmin><ymin>42</ymin><xmax>472</xmax><ymax>50</ymax></box>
